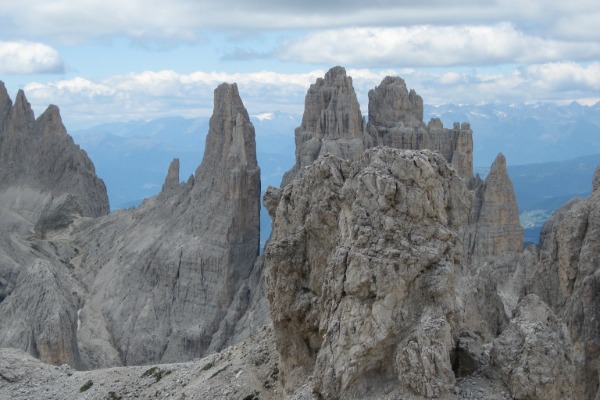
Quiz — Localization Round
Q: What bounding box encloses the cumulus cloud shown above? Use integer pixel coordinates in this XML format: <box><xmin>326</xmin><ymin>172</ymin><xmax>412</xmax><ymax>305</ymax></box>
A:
<box><xmin>0</xmin><ymin>41</ymin><xmax>64</xmax><ymax>74</ymax></box>
<box><xmin>20</xmin><ymin>64</ymin><xmax>599</xmax><ymax>130</ymax></box>
<box><xmin>278</xmin><ymin>24</ymin><xmax>600</xmax><ymax>67</ymax></box>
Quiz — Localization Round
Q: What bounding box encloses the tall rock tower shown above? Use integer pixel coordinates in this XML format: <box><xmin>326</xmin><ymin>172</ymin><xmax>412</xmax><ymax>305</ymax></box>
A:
<box><xmin>366</xmin><ymin>76</ymin><xmax>473</xmax><ymax>179</ymax></box>
<box><xmin>72</xmin><ymin>83</ymin><xmax>262</xmax><ymax>367</ymax></box>
<box><xmin>281</xmin><ymin>66</ymin><xmax>368</xmax><ymax>186</ymax></box>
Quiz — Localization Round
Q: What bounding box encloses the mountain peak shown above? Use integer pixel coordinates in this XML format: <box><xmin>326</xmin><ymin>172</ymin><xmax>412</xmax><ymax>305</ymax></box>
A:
<box><xmin>0</xmin><ymin>81</ymin><xmax>11</xmax><ymax>131</ymax></box>
<box><xmin>34</xmin><ymin>105</ymin><xmax>67</xmax><ymax>136</ymax></box>
<box><xmin>368</xmin><ymin>75</ymin><xmax>424</xmax><ymax>128</ymax></box>
<box><xmin>7</xmin><ymin>89</ymin><xmax>35</xmax><ymax>134</ymax></box>
<box><xmin>162</xmin><ymin>158</ymin><xmax>180</xmax><ymax>192</ymax></box>
<box><xmin>196</xmin><ymin>82</ymin><xmax>257</xmax><ymax>180</ymax></box>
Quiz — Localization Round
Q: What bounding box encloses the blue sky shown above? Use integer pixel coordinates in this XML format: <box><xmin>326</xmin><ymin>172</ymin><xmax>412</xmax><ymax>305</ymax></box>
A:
<box><xmin>1</xmin><ymin>0</ymin><xmax>599</xmax><ymax>129</ymax></box>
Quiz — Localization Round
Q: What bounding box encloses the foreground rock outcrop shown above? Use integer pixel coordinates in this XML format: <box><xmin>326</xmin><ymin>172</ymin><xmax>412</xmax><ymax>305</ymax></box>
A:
<box><xmin>266</xmin><ymin>148</ymin><xmax>472</xmax><ymax>398</ymax></box>
<box><xmin>528</xmin><ymin>166</ymin><xmax>600</xmax><ymax>399</ymax></box>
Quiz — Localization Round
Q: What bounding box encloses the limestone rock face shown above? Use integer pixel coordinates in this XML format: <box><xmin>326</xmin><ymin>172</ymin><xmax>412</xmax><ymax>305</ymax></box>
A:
<box><xmin>529</xmin><ymin>168</ymin><xmax>600</xmax><ymax>399</ymax></box>
<box><xmin>0</xmin><ymin>84</ymin><xmax>109</xmax><ymax>218</ymax></box>
<box><xmin>281</xmin><ymin>66</ymin><xmax>367</xmax><ymax>186</ymax></box>
<box><xmin>0</xmin><ymin>83</ymin><xmax>109</xmax><ymax>369</ymax></box>
<box><xmin>281</xmin><ymin>69</ymin><xmax>474</xmax><ymax>188</ymax></box>
<box><xmin>464</xmin><ymin>153</ymin><xmax>523</xmax><ymax>261</ymax></box>
<box><xmin>366</xmin><ymin>77</ymin><xmax>473</xmax><ymax>178</ymax></box>
<box><xmin>72</xmin><ymin>82</ymin><xmax>262</xmax><ymax>367</ymax></box>
<box><xmin>490</xmin><ymin>294</ymin><xmax>575</xmax><ymax>400</ymax></box>
<box><xmin>265</xmin><ymin>147</ymin><xmax>472</xmax><ymax>398</ymax></box>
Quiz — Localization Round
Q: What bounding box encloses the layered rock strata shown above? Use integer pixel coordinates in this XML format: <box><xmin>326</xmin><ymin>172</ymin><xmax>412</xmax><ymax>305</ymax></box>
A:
<box><xmin>265</xmin><ymin>148</ymin><xmax>472</xmax><ymax>398</ymax></box>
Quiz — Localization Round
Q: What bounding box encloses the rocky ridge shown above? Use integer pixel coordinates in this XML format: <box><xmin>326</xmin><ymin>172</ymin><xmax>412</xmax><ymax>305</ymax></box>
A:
<box><xmin>0</xmin><ymin>67</ymin><xmax>599</xmax><ymax>400</ymax></box>
<box><xmin>282</xmin><ymin>67</ymin><xmax>473</xmax><ymax>187</ymax></box>
<box><xmin>0</xmin><ymin>82</ymin><xmax>265</xmax><ymax>370</ymax></box>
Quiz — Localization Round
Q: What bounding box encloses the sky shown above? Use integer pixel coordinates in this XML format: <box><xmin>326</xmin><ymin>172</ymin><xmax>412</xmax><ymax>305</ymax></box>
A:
<box><xmin>1</xmin><ymin>0</ymin><xmax>599</xmax><ymax>129</ymax></box>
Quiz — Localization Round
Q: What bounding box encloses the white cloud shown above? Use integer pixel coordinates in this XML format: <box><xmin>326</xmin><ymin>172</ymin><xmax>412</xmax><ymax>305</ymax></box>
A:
<box><xmin>20</xmin><ymin>63</ymin><xmax>600</xmax><ymax>129</ymax></box>
<box><xmin>278</xmin><ymin>24</ymin><xmax>600</xmax><ymax>67</ymax></box>
<box><xmin>0</xmin><ymin>41</ymin><xmax>64</xmax><ymax>74</ymax></box>
<box><xmin>0</xmin><ymin>0</ymin><xmax>597</xmax><ymax>44</ymax></box>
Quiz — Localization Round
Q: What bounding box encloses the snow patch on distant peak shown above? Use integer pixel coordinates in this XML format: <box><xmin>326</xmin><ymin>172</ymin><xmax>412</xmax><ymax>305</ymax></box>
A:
<box><xmin>254</xmin><ymin>112</ymin><xmax>273</xmax><ymax>121</ymax></box>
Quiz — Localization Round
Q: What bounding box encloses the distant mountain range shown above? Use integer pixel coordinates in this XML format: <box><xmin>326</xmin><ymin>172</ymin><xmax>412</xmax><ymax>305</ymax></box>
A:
<box><xmin>71</xmin><ymin>102</ymin><xmax>600</xmax><ymax>246</ymax></box>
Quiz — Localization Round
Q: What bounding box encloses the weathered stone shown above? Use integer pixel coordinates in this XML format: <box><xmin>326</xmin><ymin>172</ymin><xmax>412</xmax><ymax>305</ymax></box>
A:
<box><xmin>71</xmin><ymin>82</ymin><xmax>263</xmax><ymax>367</ymax></box>
<box><xmin>0</xmin><ymin>83</ymin><xmax>109</xmax><ymax>368</ymax></box>
<box><xmin>0</xmin><ymin>86</ymin><xmax>109</xmax><ymax>218</ymax></box>
<box><xmin>281</xmin><ymin>66</ymin><xmax>367</xmax><ymax>187</ymax></box>
<box><xmin>282</xmin><ymin>70</ymin><xmax>474</xmax><ymax>187</ymax></box>
<box><xmin>464</xmin><ymin>153</ymin><xmax>523</xmax><ymax>261</ymax></box>
<box><xmin>529</xmin><ymin>169</ymin><xmax>600</xmax><ymax>399</ymax></box>
<box><xmin>265</xmin><ymin>147</ymin><xmax>472</xmax><ymax>399</ymax></box>
<box><xmin>489</xmin><ymin>294</ymin><xmax>575</xmax><ymax>400</ymax></box>
<box><xmin>34</xmin><ymin>193</ymin><xmax>84</xmax><ymax>233</ymax></box>
<box><xmin>366</xmin><ymin>76</ymin><xmax>473</xmax><ymax>178</ymax></box>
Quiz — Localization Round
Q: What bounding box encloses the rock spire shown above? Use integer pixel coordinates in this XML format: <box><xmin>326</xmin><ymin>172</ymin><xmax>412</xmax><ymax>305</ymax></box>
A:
<box><xmin>281</xmin><ymin>66</ymin><xmax>368</xmax><ymax>186</ymax></box>
<box><xmin>465</xmin><ymin>153</ymin><xmax>524</xmax><ymax>260</ymax></box>
<box><xmin>0</xmin><ymin>83</ymin><xmax>109</xmax><ymax>218</ymax></box>
<box><xmin>69</xmin><ymin>82</ymin><xmax>262</xmax><ymax>367</ymax></box>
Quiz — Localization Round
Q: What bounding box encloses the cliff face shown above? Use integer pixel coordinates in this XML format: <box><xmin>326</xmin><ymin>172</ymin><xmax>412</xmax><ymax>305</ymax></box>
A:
<box><xmin>0</xmin><ymin>82</ymin><xmax>263</xmax><ymax>370</ymax></box>
<box><xmin>0</xmin><ymin>82</ymin><xmax>109</xmax><ymax>369</ymax></box>
<box><xmin>528</xmin><ymin>166</ymin><xmax>600</xmax><ymax>399</ymax></box>
<box><xmin>265</xmin><ymin>148</ymin><xmax>472</xmax><ymax>398</ymax></box>
<box><xmin>0</xmin><ymin>83</ymin><xmax>109</xmax><ymax>218</ymax></box>
<box><xmin>71</xmin><ymin>83</ymin><xmax>262</xmax><ymax>368</ymax></box>
<box><xmin>367</xmin><ymin>77</ymin><xmax>473</xmax><ymax>178</ymax></box>
<box><xmin>465</xmin><ymin>153</ymin><xmax>524</xmax><ymax>261</ymax></box>
<box><xmin>282</xmin><ymin>68</ymin><xmax>473</xmax><ymax>188</ymax></box>
<box><xmin>281</xmin><ymin>66</ymin><xmax>367</xmax><ymax>187</ymax></box>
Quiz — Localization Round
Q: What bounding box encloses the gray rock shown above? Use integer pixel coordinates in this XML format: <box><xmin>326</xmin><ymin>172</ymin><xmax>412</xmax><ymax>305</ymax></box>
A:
<box><xmin>465</xmin><ymin>153</ymin><xmax>523</xmax><ymax>261</ymax></box>
<box><xmin>34</xmin><ymin>193</ymin><xmax>84</xmax><ymax>233</ymax></box>
<box><xmin>70</xmin><ymin>82</ymin><xmax>262</xmax><ymax>367</ymax></box>
<box><xmin>281</xmin><ymin>66</ymin><xmax>367</xmax><ymax>187</ymax></box>
<box><xmin>489</xmin><ymin>294</ymin><xmax>575</xmax><ymax>400</ymax></box>
<box><xmin>0</xmin><ymin>84</ymin><xmax>109</xmax><ymax>218</ymax></box>
<box><xmin>0</xmin><ymin>83</ymin><xmax>109</xmax><ymax>369</ymax></box>
<box><xmin>529</xmin><ymin>168</ymin><xmax>600</xmax><ymax>399</ymax></box>
<box><xmin>367</xmin><ymin>77</ymin><xmax>473</xmax><ymax>178</ymax></box>
<box><xmin>265</xmin><ymin>147</ymin><xmax>472</xmax><ymax>399</ymax></box>
<box><xmin>282</xmin><ymin>69</ymin><xmax>474</xmax><ymax>189</ymax></box>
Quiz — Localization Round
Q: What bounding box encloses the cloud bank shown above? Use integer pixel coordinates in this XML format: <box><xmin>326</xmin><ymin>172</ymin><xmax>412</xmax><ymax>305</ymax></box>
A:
<box><xmin>278</xmin><ymin>24</ymin><xmax>600</xmax><ymax>67</ymax></box>
<box><xmin>19</xmin><ymin>64</ymin><xmax>599</xmax><ymax>129</ymax></box>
